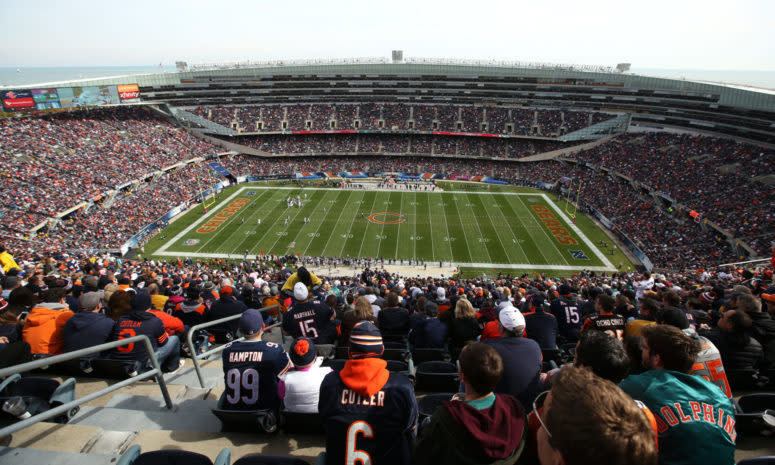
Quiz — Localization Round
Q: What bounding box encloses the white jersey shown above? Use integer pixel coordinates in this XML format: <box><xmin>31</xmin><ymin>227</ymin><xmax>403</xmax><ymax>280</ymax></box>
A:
<box><xmin>280</xmin><ymin>358</ymin><xmax>333</xmax><ymax>413</ymax></box>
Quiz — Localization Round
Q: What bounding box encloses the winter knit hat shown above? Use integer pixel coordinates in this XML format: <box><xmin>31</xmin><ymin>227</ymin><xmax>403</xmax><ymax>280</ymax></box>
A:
<box><xmin>349</xmin><ymin>321</ymin><xmax>384</xmax><ymax>359</ymax></box>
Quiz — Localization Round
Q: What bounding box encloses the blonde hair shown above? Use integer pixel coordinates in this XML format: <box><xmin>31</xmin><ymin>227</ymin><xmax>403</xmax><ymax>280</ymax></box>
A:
<box><xmin>353</xmin><ymin>296</ymin><xmax>375</xmax><ymax>320</ymax></box>
<box><xmin>454</xmin><ymin>298</ymin><xmax>475</xmax><ymax>319</ymax></box>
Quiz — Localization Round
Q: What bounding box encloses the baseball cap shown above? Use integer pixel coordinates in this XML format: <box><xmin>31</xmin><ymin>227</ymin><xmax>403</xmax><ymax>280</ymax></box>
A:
<box><xmin>294</xmin><ymin>282</ymin><xmax>309</xmax><ymax>301</ymax></box>
<box><xmin>82</xmin><ymin>275</ymin><xmax>98</xmax><ymax>289</ymax></box>
<box><xmin>349</xmin><ymin>321</ymin><xmax>384</xmax><ymax>359</ymax></box>
<box><xmin>529</xmin><ymin>293</ymin><xmax>546</xmax><ymax>308</ymax></box>
<box><xmin>290</xmin><ymin>337</ymin><xmax>316</xmax><ymax>367</ymax></box>
<box><xmin>498</xmin><ymin>305</ymin><xmax>526</xmax><ymax>331</ymax></box>
<box><xmin>436</xmin><ymin>287</ymin><xmax>446</xmax><ymax>298</ymax></box>
<box><xmin>220</xmin><ymin>285</ymin><xmax>234</xmax><ymax>296</ymax></box>
<box><xmin>239</xmin><ymin>309</ymin><xmax>265</xmax><ymax>336</ymax></box>
<box><xmin>79</xmin><ymin>292</ymin><xmax>102</xmax><ymax>311</ymax></box>
<box><xmin>3</xmin><ymin>276</ymin><xmax>19</xmax><ymax>289</ymax></box>
<box><xmin>130</xmin><ymin>292</ymin><xmax>152</xmax><ymax>312</ymax></box>
<box><xmin>558</xmin><ymin>284</ymin><xmax>571</xmax><ymax>296</ymax></box>
<box><xmin>658</xmin><ymin>307</ymin><xmax>689</xmax><ymax>330</ymax></box>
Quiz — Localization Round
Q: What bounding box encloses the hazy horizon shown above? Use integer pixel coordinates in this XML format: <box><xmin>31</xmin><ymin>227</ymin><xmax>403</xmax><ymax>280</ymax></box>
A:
<box><xmin>1</xmin><ymin>0</ymin><xmax>773</xmax><ymax>71</ymax></box>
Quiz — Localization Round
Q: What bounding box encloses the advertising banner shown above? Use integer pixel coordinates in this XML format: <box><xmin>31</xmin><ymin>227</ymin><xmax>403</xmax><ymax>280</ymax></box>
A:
<box><xmin>31</xmin><ymin>88</ymin><xmax>61</xmax><ymax>110</ymax></box>
<box><xmin>57</xmin><ymin>85</ymin><xmax>121</xmax><ymax>108</ymax></box>
<box><xmin>117</xmin><ymin>84</ymin><xmax>140</xmax><ymax>101</ymax></box>
<box><xmin>1</xmin><ymin>90</ymin><xmax>34</xmax><ymax>110</ymax></box>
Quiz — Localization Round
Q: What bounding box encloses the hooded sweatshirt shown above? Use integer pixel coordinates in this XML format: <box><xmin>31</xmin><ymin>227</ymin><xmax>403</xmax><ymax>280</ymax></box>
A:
<box><xmin>414</xmin><ymin>394</ymin><xmax>526</xmax><ymax>465</ymax></box>
<box><xmin>22</xmin><ymin>302</ymin><xmax>74</xmax><ymax>355</ymax></box>
<box><xmin>319</xmin><ymin>357</ymin><xmax>418</xmax><ymax>465</ymax></box>
<box><xmin>172</xmin><ymin>299</ymin><xmax>206</xmax><ymax>327</ymax></box>
<box><xmin>62</xmin><ymin>311</ymin><xmax>115</xmax><ymax>356</ymax></box>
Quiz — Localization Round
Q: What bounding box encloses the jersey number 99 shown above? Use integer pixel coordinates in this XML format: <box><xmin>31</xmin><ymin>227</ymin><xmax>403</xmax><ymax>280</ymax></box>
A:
<box><xmin>225</xmin><ymin>368</ymin><xmax>259</xmax><ymax>405</ymax></box>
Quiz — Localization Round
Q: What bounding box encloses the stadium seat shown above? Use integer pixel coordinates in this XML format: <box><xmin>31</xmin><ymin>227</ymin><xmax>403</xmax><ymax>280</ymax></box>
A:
<box><xmin>737</xmin><ymin>458</ymin><xmax>775</xmax><ymax>465</ymax></box>
<box><xmin>334</xmin><ymin>346</ymin><xmax>349</xmax><ymax>360</ymax></box>
<box><xmin>281</xmin><ymin>411</ymin><xmax>324</xmax><ymax>434</ymax></box>
<box><xmin>211</xmin><ymin>394</ymin><xmax>279</xmax><ymax>433</ymax></box>
<box><xmin>385</xmin><ymin>360</ymin><xmax>413</xmax><ymax>377</ymax></box>
<box><xmin>315</xmin><ymin>344</ymin><xmax>336</xmax><ymax>359</ymax></box>
<box><xmin>411</xmin><ymin>348</ymin><xmax>450</xmax><ymax>364</ymax></box>
<box><xmin>541</xmin><ymin>348</ymin><xmax>569</xmax><ymax>366</ymax></box>
<box><xmin>382</xmin><ymin>333</ymin><xmax>409</xmax><ymax>345</ymax></box>
<box><xmin>116</xmin><ymin>445</ymin><xmax>231</xmax><ymax>465</ymax></box>
<box><xmin>90</xmin><ymin>359</ymin><xmax>141</xmax><ymax>379</ymax></box>
<box><xmin>735</xmin><ymin>394</ymin><xmax>775</xmax><ymax>436</ymax></box>
<box><xmin>321</xmin><ymin>359</ymin><xmax>347</xmax><ymax>372</ymax></box>
<box><xmin>418</xmin><ymin>393</ymin><xmax>455</xmax><ymax>423</ymax></box>
<box><xmin>382</xmin><ymin>346</ymin><xmax>411</xmax><ymax>363</ymax></box>
<box><xmin>414</xmin><ymin>361</ymin><xmax>459</xmax><ymax>392</ymax></box>
<box><xmin>0</xmin><ymin>374</ymin><xmax>78</xmax><ymax>424</ymax></box>
<box><xmin>233</xmin><ymin>455</ymin><xmax>310</xmax><ymax>465</ymax></box>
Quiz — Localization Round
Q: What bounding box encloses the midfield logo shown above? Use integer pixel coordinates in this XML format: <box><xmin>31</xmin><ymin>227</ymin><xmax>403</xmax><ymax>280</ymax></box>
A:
<box><xmin>568</xmin><ymin>249</ymin><xmax>590</xmax><ymax>260</ymax></box>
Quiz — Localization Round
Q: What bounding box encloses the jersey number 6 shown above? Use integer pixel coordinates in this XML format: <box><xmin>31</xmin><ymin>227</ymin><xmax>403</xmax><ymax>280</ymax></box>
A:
<box><xmin>346</xmin><ymin>420</ymin><xmax>373</xmax><ymax>465</ymax></box>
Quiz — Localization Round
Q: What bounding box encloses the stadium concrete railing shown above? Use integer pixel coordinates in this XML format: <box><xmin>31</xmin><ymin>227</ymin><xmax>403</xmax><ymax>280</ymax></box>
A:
<box><xmin>0</xmin><ymin>335</ymin><xmax>173</xmax><ymax>438</ymax></box>
<box><xmin>185</xmin><ymin>304</ymin><xmax>281</xmax><ymax>388</ymax></box>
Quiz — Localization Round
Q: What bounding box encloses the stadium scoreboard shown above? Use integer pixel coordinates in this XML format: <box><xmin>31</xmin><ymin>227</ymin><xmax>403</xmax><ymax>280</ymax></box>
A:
<box><xmin>1</xmin><ymin>83</ymin><xmax>140</xmax><ymax>112</ymax></box>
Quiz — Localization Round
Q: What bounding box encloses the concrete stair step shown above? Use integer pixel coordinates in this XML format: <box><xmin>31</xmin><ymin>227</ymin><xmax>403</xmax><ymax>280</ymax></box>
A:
<box><xmin>0</xmin><ymin>447</ymin><xmax>120</xmax><ymax>465</ymax></box>
<box><xmin>5</xmin><ymin>422</ymin><xmax>104</xmax><ymax>453</ymax></box>
<box><xmin>130</xmin><ymin>429</ymin><xmax>325</xmax><ymax>464</ymax></box>
<box><xmin>69</xmin><ymin>403</ymin><xmax>221</xmax><ymax>433</ymax></box>
<box><xmin>104</xmin><ymin>394</ymin><xmax>216</xmax><ymax>413</ymax></box>
<box><xmin>162</xmin><ymin>366</ymin><xmax>224</xmax><ymax>388</ymax></box>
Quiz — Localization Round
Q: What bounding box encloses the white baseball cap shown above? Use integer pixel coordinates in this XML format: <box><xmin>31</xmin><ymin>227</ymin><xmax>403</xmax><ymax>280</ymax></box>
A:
<box><xmin>498</xmin><ymin>305</ymin><xmax>526</xmax><ymax>331</ymax></box>
<box><xmin>294</xmin><ymin>282</ymin><xmax>309</xmax><ymax>300</ymax></box>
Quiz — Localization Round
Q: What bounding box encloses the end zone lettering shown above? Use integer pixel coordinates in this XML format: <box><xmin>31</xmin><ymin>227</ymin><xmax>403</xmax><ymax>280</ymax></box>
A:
<box><xmin>196</xmin><ymin>198</ymin><xmax>250</xmax><ymax>233</ymax></box>
<box><xmin>530</xmin><ymin>205</ymin><xmax>578</xmax><ymax>245</ymax></box>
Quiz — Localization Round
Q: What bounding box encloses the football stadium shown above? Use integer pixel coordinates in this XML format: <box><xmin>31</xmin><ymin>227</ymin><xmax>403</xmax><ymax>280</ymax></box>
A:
<box><xmin>1</xmin><ymin>37</ymin><xmax>775</xmax><ymax>465</ymax></box>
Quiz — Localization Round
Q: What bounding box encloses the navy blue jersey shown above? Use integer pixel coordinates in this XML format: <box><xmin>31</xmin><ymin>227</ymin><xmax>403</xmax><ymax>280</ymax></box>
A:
<box><xmin>582</xmin><ymin>313</ymin><xmax>626</xmax><ymax>341</ymax></box>
<box><xmin>109</xmin><ymin>311</ymin><xmax>166</xmax><ymax>363</ymax></box>
<box><xmin>319</xmin><ymin>369</ymin><xmax>418</xmax><ymax>465</ymax></box>
<box><xmin>524</xmin><ymin>311</ymin><xmax>558</xmax><ymax>349</ymax></box>
<box><xmin>282</xmin><ymin>300</ymin><xmax>337</xmax><ymax>344</ymax></box>
<box><xmin>221</xmin><ymin>340</ymin><xmax>291</xmax><ymax>410</ymax></box>
<box><xmin>550</xmin><ymin>297</ymin><xmax>583</xmax><ymax>341</ymax></box>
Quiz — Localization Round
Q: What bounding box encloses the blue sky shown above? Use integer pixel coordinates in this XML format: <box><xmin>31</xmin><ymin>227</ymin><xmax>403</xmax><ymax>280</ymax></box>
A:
<box><xmin>1</xmin><ymin>0</ymin><xmax>773</xmax><ymax>70</ymax></box>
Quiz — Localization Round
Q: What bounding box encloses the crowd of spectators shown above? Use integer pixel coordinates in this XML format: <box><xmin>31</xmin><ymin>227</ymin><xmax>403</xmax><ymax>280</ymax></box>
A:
<box><xmin>190</xmin><ymin>104</ymin><xmax>613</xmax><ymax>136</ymax></box>
<box><xmin>233</xmin><ymin>134</ymin><xmax>572</xmax><ymax>159</ymax></box>
<box><xmin>0</xmin><ymin>107</ymin><xmax>220</xmax><ymax>242</ymax></box>
<box><xmin>565</xmin><ymin>134</ymin><xmax>775</xmax><ymax>256</ymax></box>
<box><xmin>2</xmin><ymin>105</ymin><xmax>772</xmax><ymax>273</ymax></box>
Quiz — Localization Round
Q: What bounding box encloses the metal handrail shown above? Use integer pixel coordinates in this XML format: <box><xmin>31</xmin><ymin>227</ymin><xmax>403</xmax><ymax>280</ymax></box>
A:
<box><xmin>0</xmin><ymin>335</ymin><xmax>173</xmax><ymax>438</ymax></box>
<box><xmin>185</xmin><ymin>305</ymin><xmax>281</xmax><ymax>388</ymax></box>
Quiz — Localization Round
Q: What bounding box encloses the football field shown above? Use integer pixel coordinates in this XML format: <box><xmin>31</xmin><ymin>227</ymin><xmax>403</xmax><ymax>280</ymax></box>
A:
<box><xmin>150</xmin><ymin>185</ymin><xmax>618</xmax><ymax>272</ymax></box>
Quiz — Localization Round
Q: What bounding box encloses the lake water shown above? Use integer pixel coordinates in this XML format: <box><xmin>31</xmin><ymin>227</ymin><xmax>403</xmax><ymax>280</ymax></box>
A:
<box><xmin>1</xmin><ymin>66</ymin><xmax>774</xmax><ymax>91</ymax></box>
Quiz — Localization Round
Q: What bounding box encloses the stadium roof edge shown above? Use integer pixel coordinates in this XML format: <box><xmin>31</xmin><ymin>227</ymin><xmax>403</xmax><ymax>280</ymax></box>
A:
<box><xmin>3</xmin><ymin>62</ymin><xmax>774</xmax><ymax>112</ymax></box>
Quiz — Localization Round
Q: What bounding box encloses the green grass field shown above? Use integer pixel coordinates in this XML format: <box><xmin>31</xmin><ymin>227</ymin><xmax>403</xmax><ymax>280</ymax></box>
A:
<box><xmin>144</xmin><ymin>183</ymin><xmax>630</xmax><ymax>274</ymax></box>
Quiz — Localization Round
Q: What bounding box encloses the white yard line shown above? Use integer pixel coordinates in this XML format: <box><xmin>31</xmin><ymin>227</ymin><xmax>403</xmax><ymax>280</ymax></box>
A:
<box><xmin>302</xmin><ymin>190</ymin><xmax>349</xmax><ymax>256</ymax></box>
<box><xmin>482</xmin><ymin>194</ymin><xmax>529</xmax><ymax>262</ymax></box>
<box><xmin>542</xmin><ymin>193</ymin><xmax>614</xmax><ymax>268</ymax></box>
<box><xmin>470</xmin><ymin>192</ymin><xmax>513</xmax><ymax>264</ymax></box>
<box><xmin>157</xmin><ymin>186</ymin><xmax>615</xmax><ymax>271</ymax></box>
<box><xmin>356</xmin><ymin>192</ymin><xmax>380</xmax><ymax>258</ymax></box>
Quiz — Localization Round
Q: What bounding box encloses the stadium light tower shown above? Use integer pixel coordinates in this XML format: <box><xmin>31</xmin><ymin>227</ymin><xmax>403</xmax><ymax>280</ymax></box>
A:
<box><xmin>616</xmin><ymin>63</ymin><xmax>631</xmax><ymax>73</ymax></box>
<box><xmin>392</xmin><ymin>50</ymin><xmax>404</xmax><ymax>64</ymax></box>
